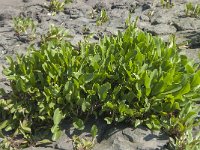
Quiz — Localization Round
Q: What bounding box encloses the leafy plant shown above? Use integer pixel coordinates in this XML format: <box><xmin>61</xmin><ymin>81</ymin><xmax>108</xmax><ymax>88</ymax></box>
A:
<box><xmin>96</xmin><ymin>9</ymin><xmax>109</xmax><ymax>26</ymax></box>
<box><xmin>185</xmin><ymin>3</ymin><xmax>200</xmax><ymax>18</ymax></box>
<box><xmin>160</xmin><ymin>0</ymin><xmax>173</xmax><ymax>9</ymax></box>
<box><xmin>72</xmin><ymin>125</ymin><xmax>98</xmax><ymax>150</ymax></box>
<box><xmin>0</xmin><ymin>22</ymin><xmax>200</xmax><ymax>150</ymax></box>
<box><xmin>41</xmin><ymin>24</ymin><xmax>72</xmax><ymax>43</ymax></box>
<box><xmin>48</xmin><ymin>0</ymin><xmax>72</xmax><ymax>14</ymax></box>
<box><xmin>13</xmin><ymin>16</ymin><xmax>36</xmax><ymax>39</ymax></box>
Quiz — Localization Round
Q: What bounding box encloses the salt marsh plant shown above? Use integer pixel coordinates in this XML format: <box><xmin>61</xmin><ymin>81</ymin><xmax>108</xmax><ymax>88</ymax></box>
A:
<box><xmin>185</xmin><ymin>2</ymin><xmax>200</xmax><ymax>18</ymax></box>
<box><xmin>160</xmin><ymin>0</ymin><xmax>173</xmax><ymax>9</ymax></box>
<box><xmin>13</xmin><ymin>16</ymin><xmax>36</xmax><ymax>39</ymax></box>
<box><xmin>96</xmin><ymin>9</ymin><xmax>109</xmax><ymax>26</ymax></box>
<box><xmin>0</xmin><ymin>22</ymin><xmax>200</xmax><ymax>150</ymax></box>
<box><xmin>49</xmin><ymin>0</ymin><xmax>72</xmax><ymax>14</ymax></box>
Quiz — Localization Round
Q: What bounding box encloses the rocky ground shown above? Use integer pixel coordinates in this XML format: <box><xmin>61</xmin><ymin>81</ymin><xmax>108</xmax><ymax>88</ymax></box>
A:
<box><xmin>0</xmin><ymin>0</ymin><xmax>200</xmax><ymax>149</ymax></box>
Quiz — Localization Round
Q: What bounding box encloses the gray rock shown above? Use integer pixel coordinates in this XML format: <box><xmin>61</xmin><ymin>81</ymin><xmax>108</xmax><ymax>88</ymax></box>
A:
<box><xmin>146</xmin><ymin>24</ymin><xmax>177</xmax><ymax>35</ymax></box>
<box><xmin>93</xmin><ymin>126</ymin><xmax>169</xmax><ymax>150</ymax></box>
<box><xmin>173</xmin><ymin>17</ymin><xmax>199</xmax><ymax>31</ymax></box>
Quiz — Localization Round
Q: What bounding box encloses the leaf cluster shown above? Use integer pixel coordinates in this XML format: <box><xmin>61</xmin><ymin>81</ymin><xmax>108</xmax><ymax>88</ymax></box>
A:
<box><xmin>13</xmin><ymin>16</ymin><xmax>36</xmax><ymax>37</ymax></box>
<box><xmin>185</xmin><ymin>3</ymin><xmax>200</xmax><ymax>18</ymax></box>
<box><xmin>96</xmin><ymin>9</ymin><xmax>109</xmax><ymax>26</ymax></box>
<box><xmin>48</xmin><ymin>0</ymin><xmax>72</xmax><ymax>14</ymax></box>
<box><xmin>160</xmin><ymin>0</ymin><xmax>173</xmax><ymax>9</ymax></box>
<box><xmin>0</xmin><ymin>23</ymin><xmax>200</xmax><ymax>149</ymax></box>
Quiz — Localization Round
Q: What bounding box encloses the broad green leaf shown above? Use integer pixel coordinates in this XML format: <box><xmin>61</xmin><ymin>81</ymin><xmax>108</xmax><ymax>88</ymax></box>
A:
<box><xmin>81</xmin><ymin>100</ymin><xmax>90</xmax><ymax>112</ymax></box>
<box><xmin>162</xmin><ymin>84</ymin><xmax>182</xmax><ymax>95</ymax></box>
<box><xmin>146</xmin><ymin>122</ymin><xmax>152</xmax><ymax>129</ymax></box>
<box><xmin>134</xmin><ymin>119</ymin><xmax>141</xmax><ymax>127</ymax></box>
<box><xmin>0</xmin><ymin>120</ymin><xmax>9</xmax><ymax>130</ymax></box>
<box><xmin>52</xmin><ymin>130</ymin><xmax>62</xmax><ymax>141</ymax></box>
<box><xmin>91</xmin><ymin>125</ymin><xmax>98</xmax><ymax>139</ymax></box>
<box><xmin>104</xmin><ymin>117</ymin><xmax>112</xmax><ymax>124</ymax></box>
<box><xmin>20</xmin><ymin>121</ymin><xmax>31</xmax><ymax>133</ymax></box>
<box><xmin>179</xmin><ymin>82</ymin><xmax>190</xmax><ymax>95</ymax></box>
<box><xmin>53</xmin><ymin>108</ymin><xmax>63</xmax><ymax>125</ymax></box>
<box><xmin>151</xmin><ymin>81</ymin><xmax>165</xmax><ymax>96</ymax></box>
<box><xmin>98</xmin><ymin>82</ymin><xmax>111</xmax><ymax>100</ymax></box>
<box><xmin>51</xmin><ymin>124</ymin><xmax>59</xmax><ymax>133</ymax></box>
<box><xmin>73</xmin><ymin>118</ymin><xmax>85</xmax><ymax>130</ymax></box>
<box><xmin>135</xmin><ymin>83</ymin><xmax>142</xmax><ymax>99</ymax></box>
<box><xmin>191</xmin><ymin>70</ymin><xmax>200</xmax><ymax>88</ymax></box>
<box><xmin>145</xmin><ymin>73</ymin><xmax>151</xmax><ymax>96</ymax></box>
<box><xmin>184</xmin><ymin>111</ymin><xmax>198</xmax><ymax>125</ymax></box>
<box><xmin>5</xmin><ymin>124</ymin><xmax>13</xmax><ymax>131</ymax></box>
<box><xmin>36</xmin><ymin>139</ymin><xmax>52</xmax><ymax>146</ymax></box>
<box><xmin>185</xmin><ymin>64</ymin><xmax>194</xmax><ymax>73</ymax></box>
<box><xmin>81</xmin><ymin>73</ymin><xmax>94</xmax><ymax>83</ymax></box>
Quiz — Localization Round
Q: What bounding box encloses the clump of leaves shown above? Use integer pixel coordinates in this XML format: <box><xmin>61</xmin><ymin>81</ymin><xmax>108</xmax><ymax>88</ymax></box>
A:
<box><xmin>49</xmin><ymin>0</ymin><xmax>72</xmax><ymax>14</ymax></box>
<box><xmin>160</xmin><ymin>0</ymin><xmax>173</xmax><ymax>9</ymax></box>
<box><xmin>96</xmin><ymin>9</ymin><xmax>109</xmax><ymax>26</ymax></box>
<box><xmin>41</xmin><ymin>25</ymin><xmax>72</xmax><ymax>43</ymax></box>
<box><xmin>185</xmin><ymin>2</ymin><xmax>200</xmax><ymax>18</ymax></box>
<box><xmin>13</xmin><ymin>16</ymin><xmax>36</xmax><ymax>39</ymax></box>
<box><xmin>72</xmin><ymin>125</ymin><xmax>98</xmax><ymax>150</ymax></box>
<box><xmin>0</xmin><ymin>22</ymin><xmax>200</xmax><ymax>150</ymax></box>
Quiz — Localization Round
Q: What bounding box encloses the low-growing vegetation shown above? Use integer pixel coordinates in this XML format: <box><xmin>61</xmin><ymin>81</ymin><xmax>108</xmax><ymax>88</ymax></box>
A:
<box><xmin>96</xmin><ymin>9</ymin><xmax>109</xmax><ymax>26</ymax></box>
<box><xmin>160</xmin><ymin>0</ymin><xmax>173</xmax><ymax>9</ymax></box>
<box><xmin>48</xmin><ymin>0</ymin><xmax>72</xmax><ymax>15</ymax></box>
<box><xmin>0</xmin><ymin>19</ymin><xmax>200</xmax><ymax>150</ymax></box>
<box><xmin>185</xmin><ymin>2</ymin><xmax>200</xmax><ymax>18</ymax></box>
<box><xmin>13</xmin><ymin>16</ymin><xmax>36</xmax><ymax>40</ymax></box>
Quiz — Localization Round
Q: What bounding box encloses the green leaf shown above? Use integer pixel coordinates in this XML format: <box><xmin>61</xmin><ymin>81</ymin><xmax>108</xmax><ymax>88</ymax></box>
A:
<box><xmin>53</xmin><ymin>108</ymin><xmax>63</xmax><ymax>125</ymax></box>
<box><xmin>145</xmin><ymin>73</ymin><xmax>151</xmax><ymax>96</ymax></box>
<box><xmin>52</xmin><ymin>130</ymin><xmax>62</xmax><ymax>141</ymax></box>
<box><xmin>174</xmin><ymin>81</ymin><xmax>190</xmax><ymax>99</ymax></box>
<box><xmin>146</xmin><ymin>122</ymin><xmax>152</xmax><ymax>129</ymax></box>
<box><xmin>20</xmin><ymin>121</ymin><xmax>31</xmax><ymax>133</ymax></box>
<box><xmin>134</xmin><ymin>119</ymin><xmax>141</xmax><ymax>127</ymax></box>
<box><xmin>191</xmin><ymin>70</ymin><xmax>200</xmax><ymax>88</ymax></box>
<box><xmin>104</xmin><ymin>117</ymin><xmax>113</xmax><ymax>124</ymax></box>
<box><xmin>0</xmin><ymin>120</ymin><xmax>9</xmax><ymax>130</ymax></box>
<box><xmin>81</xmin><ymin>73</ymin><xmax>94</xmax><ymax>83</ymax></box>
<box><xmin>161</xmin><ymin>84</ymin><xmax>182</xmax><ymax>95</ymax></box>
<box><xmin>73</xmin><ymin>118</ymin><xmax>85</xmax><ymax>130</ymax></box>
<box><xmin>81</xmin><ymin>100</ymin><xmax>90</xmax><ymax>112</ymax></box>
<box><xmin>36</xmin><ymin>139</ymin><xmax>52</xmax><ymax>146</ymax></box>
<box><xmin>98</xmin><ymin>82</ymin><xmax>111</xmax><ymax>100</ymax></box>
<box><xmin>91</xmin><ymin>125</ymin><xmax>98</xmax><ymax>139</ymax></box>
<box><xmin>51</xmin><ymin>124</ymin><xmax>59</xmax><ymax>133</ymax></box>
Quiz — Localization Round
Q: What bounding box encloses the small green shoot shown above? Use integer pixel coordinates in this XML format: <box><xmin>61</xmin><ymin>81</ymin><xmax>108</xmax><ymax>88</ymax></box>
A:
<box><xmin>41</xmin><ymin>24</ymin><xmax>72</xmax><ymax>43</ymax></box>
<box><xmin>160</xmin><ymin>0</ymin><xmax>173</xmax><ymax>9</ymax></box>
<box><xmin>185</xmin><ymin>3</ymin><xmax>200</xmax><ymax>18</ymax></box>
<box><xmin>96</xmin><ymin>9</ymin><xmax>109</xmax><ymax>26</ymax></box>
<box><xmin>13</xmin><ymin>16</ymin><xmax>36</xmax><ymax>39</ymax></box>
<box><xmin>72</xmin><ymin>125</ymin><xmax>98</xmax><ymax>150</ymax></box>
<box><xmin>49</xmin><ymin>0</ymin><xmax>72</xmax><ymax>15</ymax></box>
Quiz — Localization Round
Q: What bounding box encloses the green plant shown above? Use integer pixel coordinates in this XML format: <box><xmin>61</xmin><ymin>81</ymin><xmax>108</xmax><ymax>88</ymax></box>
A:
<box><xmin>41</xmin><ymin>24</ymin><xmax>72</xmax><ymax>43</ymax></box>
<box><xmin>185</xmin><ymin>3</ymin><xmax>200</xmax><ymax>18</ymax></box>
<box><xmin>0</xmin><ymin>22</ymin><xmax>200</xmax><ymax>150</ymax></box>
<box><xmin>13</xmin><ymin>16</ymin><xmax>36</xmax><ymax>39</ymax></box>
<box><xmin>160</xmin><ymin>0</ymin><xmax>173</xmax><ymax>8</ymax></box>
<box><xmin>72</xmin><ymin>125</ymin><xmax>98</xmax><ymax>150</ymax></box>
<box><xmin>96</xmin><ymin>9</ymin><xmax>109</xmax><ymax>26</ymax></box>
<box><xmin>49</xmin><ymin>0</ymin><xmax>72</xmax><ymax>14</ymax></box>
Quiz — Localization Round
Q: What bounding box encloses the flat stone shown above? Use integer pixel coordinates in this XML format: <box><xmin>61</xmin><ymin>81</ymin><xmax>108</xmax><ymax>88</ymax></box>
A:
<box><xmin>173</xmin><ymin>17</ymin><xmax>199</xmax><ymax>31</ymax></box>
<box><xmin>146</xmin><ymin>24</ymin><xmax>177</xmax><ymax>35</ymax></box>
<box><xmin>93</xmin><ymin>126</ymin><xmax>169</xmax><ymax>150</ymax></box>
